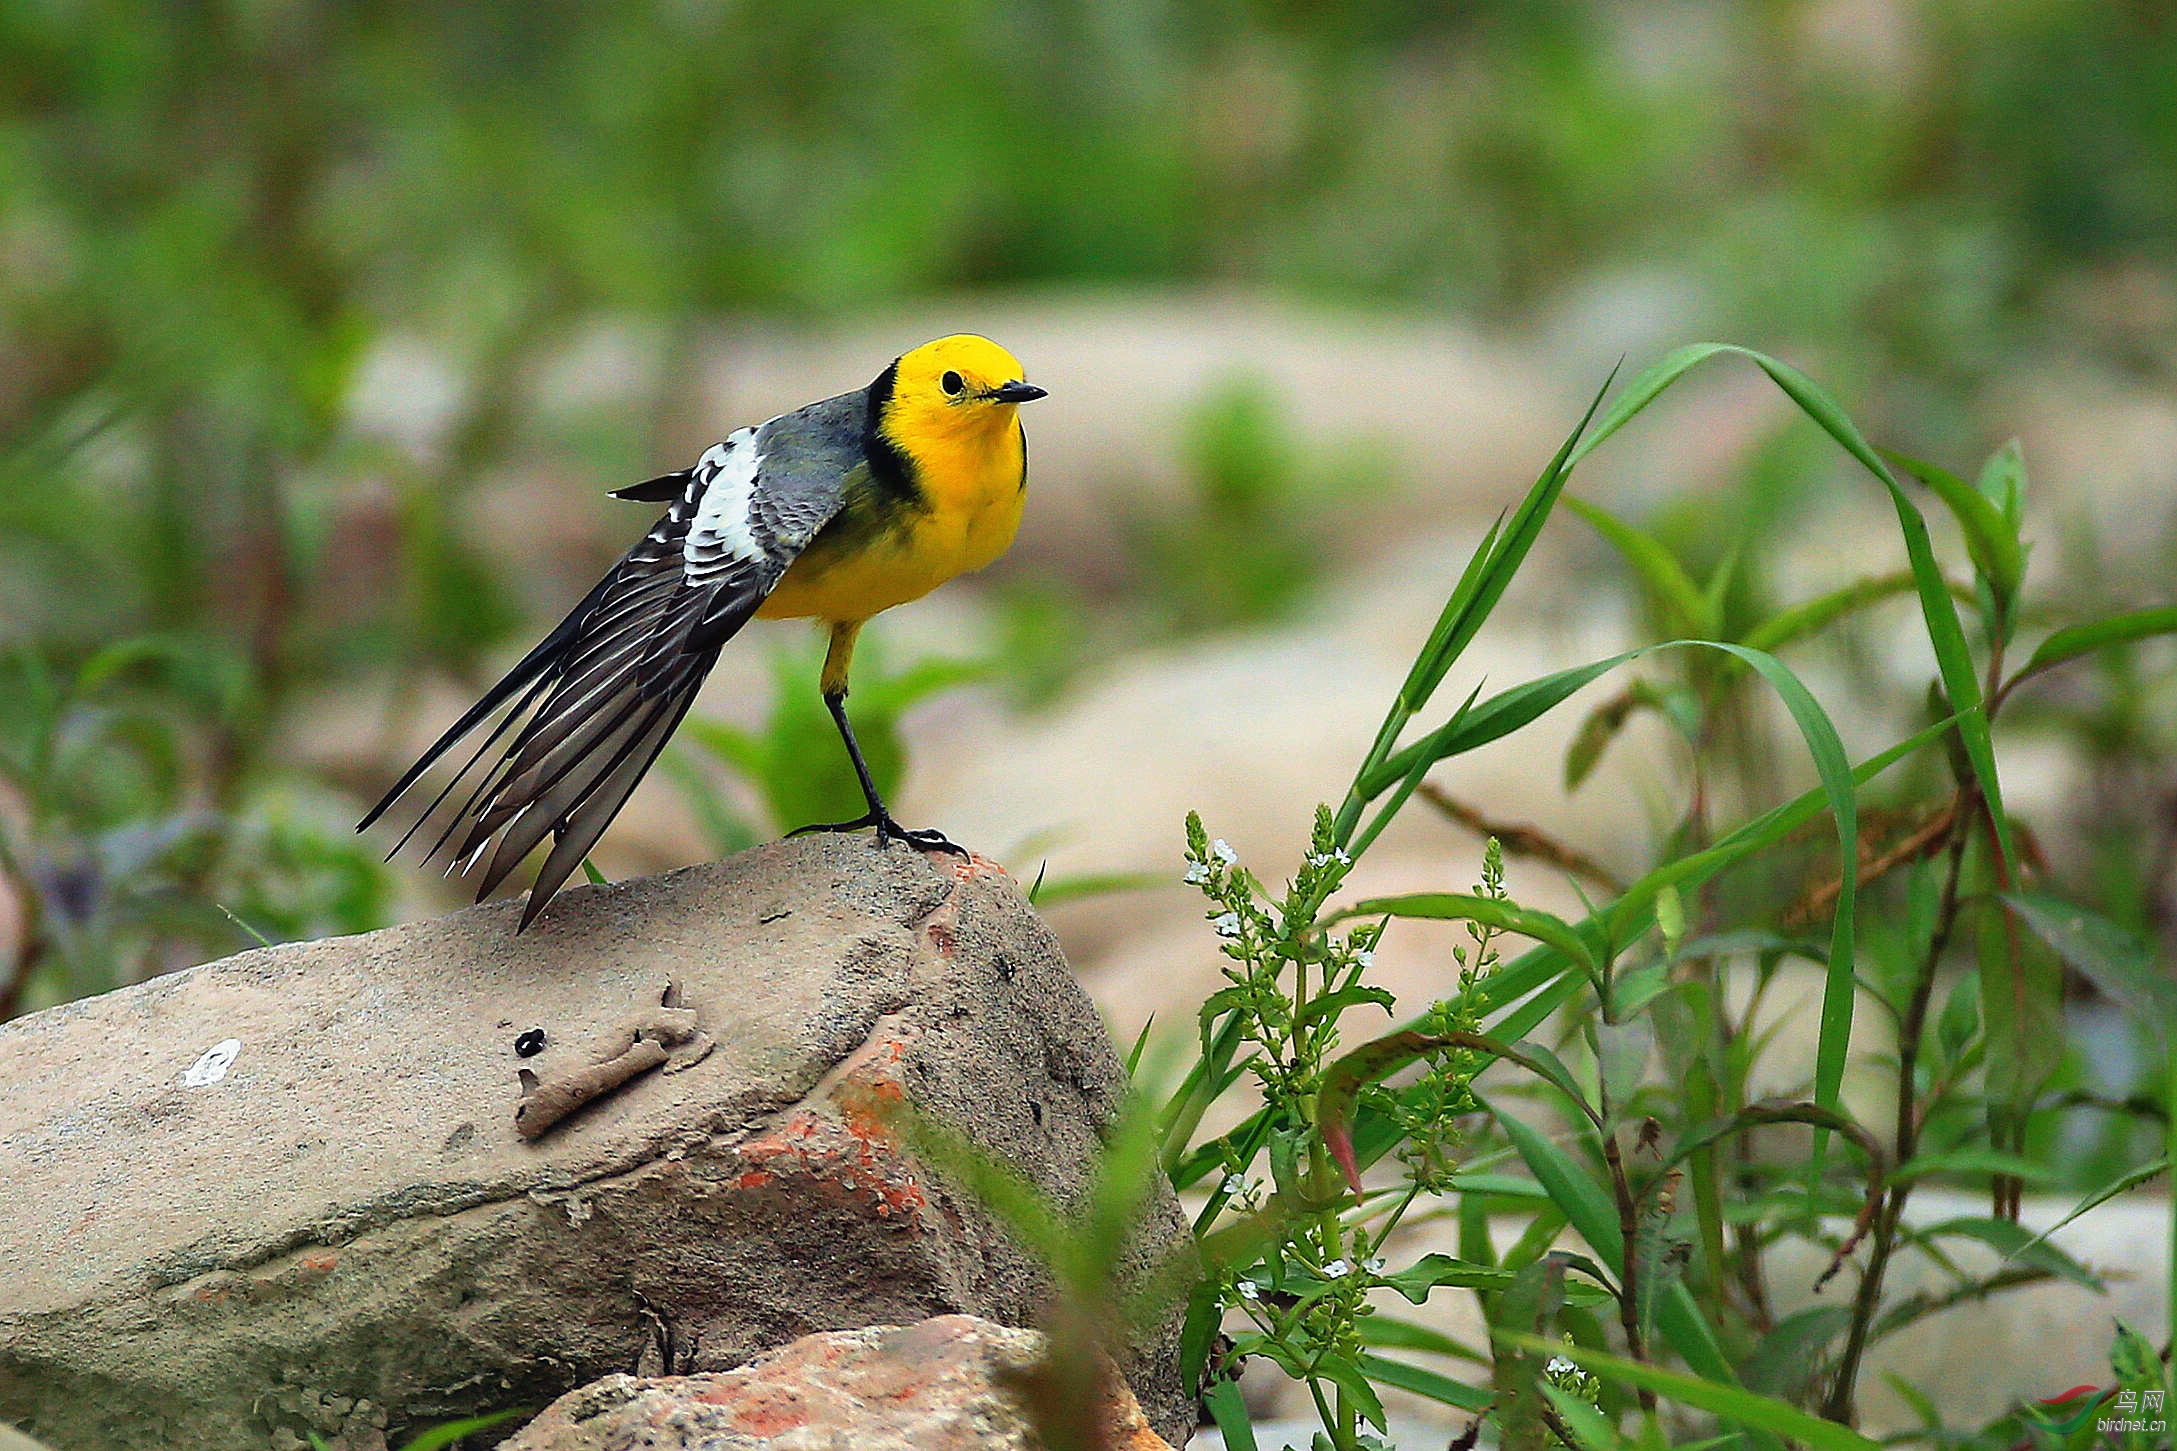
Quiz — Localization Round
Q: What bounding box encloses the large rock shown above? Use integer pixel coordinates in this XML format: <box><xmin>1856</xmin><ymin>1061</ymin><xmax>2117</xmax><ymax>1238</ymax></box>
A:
<box><xmin>0</xmin><ymin>836</ymin><xmax>1195</xmax><ymax>1450</ymax></box>
<box><xmin>501</xmin><ymin>1314</ymin><xmax>1175</xmax><ymax>1451</ymax></box>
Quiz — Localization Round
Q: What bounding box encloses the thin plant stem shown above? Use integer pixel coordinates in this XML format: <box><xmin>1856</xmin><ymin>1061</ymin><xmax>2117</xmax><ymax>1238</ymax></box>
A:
<box><xmin>1824</xmin><ymin>786</ymin><xmax>1973</xmax><ymax>1423</ymax></box>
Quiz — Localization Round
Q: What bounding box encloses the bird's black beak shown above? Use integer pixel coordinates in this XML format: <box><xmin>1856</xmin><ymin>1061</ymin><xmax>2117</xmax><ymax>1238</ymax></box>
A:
<box><xmin>989</xmin><ymin>380</ymin><xmax>1047</xmax><ymax>404</ymax></box>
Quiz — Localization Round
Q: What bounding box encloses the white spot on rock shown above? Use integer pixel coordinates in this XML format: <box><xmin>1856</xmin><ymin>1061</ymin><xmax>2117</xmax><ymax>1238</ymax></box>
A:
<box><xmin>183</xmin><ymin>1039</ymin><xmax>242</xmax><ymax>1087</ymax></box>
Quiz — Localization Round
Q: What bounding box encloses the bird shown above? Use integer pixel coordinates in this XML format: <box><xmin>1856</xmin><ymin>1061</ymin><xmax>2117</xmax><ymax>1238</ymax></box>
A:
<box><xmin>359</xmin><ymin>334</ymin><xmax>1045</xmax><ymax>930</ymax></box>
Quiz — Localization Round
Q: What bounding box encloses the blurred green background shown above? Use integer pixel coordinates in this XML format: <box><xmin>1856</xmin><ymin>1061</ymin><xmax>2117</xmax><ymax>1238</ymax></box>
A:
<box><xmin>3</xmin><ymin>0</ymin><xmax>2174</xmax><ymax>1020</ymax></box>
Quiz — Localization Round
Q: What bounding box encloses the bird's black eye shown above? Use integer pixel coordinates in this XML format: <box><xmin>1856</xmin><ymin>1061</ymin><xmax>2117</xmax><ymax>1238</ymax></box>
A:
<box><xmin>941</xmin><ymin>369</ymin><xmax>965</xmax><ymax>397</ymax></box>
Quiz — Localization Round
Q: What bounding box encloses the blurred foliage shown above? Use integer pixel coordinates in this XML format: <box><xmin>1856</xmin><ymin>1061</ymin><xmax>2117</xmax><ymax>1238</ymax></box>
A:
<box><xmin>1002</xmin><ymin>372</ymin><xmax>1389</xmax><ymax>702</ymax></box>
<box><xmin>1137</xmin><ymin>374</ymin><xmax>1389</xmax><ymax>635</ymax></box>
<box><xmin>4</xmin><ymin>0</ymin><xmax>2177</xmax><ymax>1021</ymax></box>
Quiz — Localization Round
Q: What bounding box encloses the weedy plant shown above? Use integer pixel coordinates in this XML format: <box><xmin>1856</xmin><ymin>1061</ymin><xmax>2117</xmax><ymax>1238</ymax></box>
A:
<box><xmin>1126</xmin><ymin>346</ymin><xmax>2177</xmax><ymax>1449</ymax></box>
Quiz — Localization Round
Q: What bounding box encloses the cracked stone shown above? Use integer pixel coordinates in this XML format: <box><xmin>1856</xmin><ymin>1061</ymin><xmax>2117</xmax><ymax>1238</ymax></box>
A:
<box><xmin>0</xmin><ymin>836</ymin><xmax>1195</xmax><ymax>1450</ymax></box>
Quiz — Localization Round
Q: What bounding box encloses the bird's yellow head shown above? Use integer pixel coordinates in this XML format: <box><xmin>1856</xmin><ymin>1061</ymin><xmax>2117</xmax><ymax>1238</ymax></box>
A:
<box><xmin>875</xmin><ymin>335</ymin><xmax>1044</xmax><ymax>448</ymax></box>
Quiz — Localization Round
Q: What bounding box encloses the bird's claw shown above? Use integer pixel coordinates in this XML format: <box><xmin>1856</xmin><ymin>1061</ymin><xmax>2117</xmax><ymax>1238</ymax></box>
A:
<box><xmin>788</xmin><ymin>812</ymin><xmax>969</xmax><ymax>858</ymax></box>
<box><xmin>890</xmin><ymin>823</ymin><xmax>969</xmax><ymax>857</ymax></box>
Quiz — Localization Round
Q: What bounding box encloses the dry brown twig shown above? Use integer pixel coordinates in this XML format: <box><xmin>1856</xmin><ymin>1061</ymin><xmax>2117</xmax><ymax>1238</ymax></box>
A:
<box><xmin>1417</xmin><ymin>783</ymin><xmax>1627</xmax><ymax>895</ymax></box>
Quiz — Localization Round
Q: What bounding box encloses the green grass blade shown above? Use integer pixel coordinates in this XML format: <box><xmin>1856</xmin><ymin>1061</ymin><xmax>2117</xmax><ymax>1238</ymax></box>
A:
<box><xmin>1882</xmin><ymin>449</ymin><xmax>2025</xmax><ymax>604</ymax></box>
<box><xmin>1359</xmin><ymin>1313</ymin><xmax>1489</xmax><ymax>1364</ymax></box>
<box><xmin>396</xmin><ymin>1410</ymin><xmax>527</xmax><ymax>1451</ymax></box>
<box><xmin>1490</xmin><ymin>1100</ymin><xmax>1743</xmax><ymax>1389</ymax></box>
<box><xmin>1564</xmin><ymin>496</ymin><xmax>1711</xmax><ymax>637</ymax></box>
<box><xmin>1542</xmin><ymin>1386</ymin><xmax>1628</xmax><ymax>1450</ymax></box>
<box><xmin>1488</xmin><ymin>1096</ymin><xmax>1617</xmax><ymax>1271</ymax></box>
<box><xmin>1561</xmin><ymin>343</ymin><xmax>2012</xmax><ymax>873</ymax></box>
<box><xmin>1510</xmin><ymin>1337</ymin><xmax>1882</xmax><ymax>1451</ymax></box>
<box><xmin>1408</xmin><ymin>366</ymin><xmax>1618</xmax><ymax>709</ymax></box>
<box><xmin>1741</xmin><ymin>571</ymin><xmax>1922</xmax><ymax>654</ymax></box>
<box><xmin>1024</xmin><ymin>869</ymin><xmax>1168</xmax><ymax>909</ymax></box>
<box><xmin>1741</xmin><ymin>349</ymin><xmax>2013</xmax><ymax>874</ymax></box>
<box><xmin>1202</xmin><ymin>1379</ymin><xmax>1258</xmax><ymax>1450</ymax></box>
<box><xmin>1669</xmin><ymin>641</ymin><xmax>1858</xmax><ymax>1135</ymax></box>
<box><xmin>1363</xmin><ymin>655</ymin><xmax>1632</xmax><ymax>797</ymax></box>
<box><xmin>2003</xmin><ymin>1157</ymin><xmax>2170</xmax><ymax>1267</ymax></box>
<box><xmin>2012</xmin><ymin>605</ymin><xmax>2177</xmax><ymax>690</ymax></box>
<box><xmin>1358</xmin><ymin>1352</ymin><xmax>1493</xmax><ymax>1412</ymax></box>
<box><xmin>1565</xmin><ymin>343</ymin><xmax>1740</xmax><ymax>469</ymax></box>
<box><xmin>1359</xmin><ymin>631</ymin><xmax>1860</xmax><ymax>1127</ymax></box>
<box><xmin>1354</xmin><ymin>893</ymin><xmax>1601</xmax><ymax>982</ymax></box>
<box><xmin>1335</xmin><ymin>369</ymin><xmax>1616</xmax><ymax>847</ymax></box>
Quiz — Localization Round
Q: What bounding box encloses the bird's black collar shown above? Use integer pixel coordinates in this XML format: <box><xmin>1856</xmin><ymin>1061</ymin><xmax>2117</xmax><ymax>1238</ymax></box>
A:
<box><xmin>863</xmin><ymin>359</ymin><xmax>917</xmax><ymax>499</ymax></box>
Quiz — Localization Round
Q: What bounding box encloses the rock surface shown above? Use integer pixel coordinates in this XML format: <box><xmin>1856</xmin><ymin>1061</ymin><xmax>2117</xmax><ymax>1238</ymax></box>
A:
<box><xmin>501</xmin><ymin>1314</ymin><xmax>1174</xmax><ymax>1451</ymax></box>
<box><xmin>0</xmin><ymin>836</ymin><xmax>1194</xmax><ymax>1450</ymax></box>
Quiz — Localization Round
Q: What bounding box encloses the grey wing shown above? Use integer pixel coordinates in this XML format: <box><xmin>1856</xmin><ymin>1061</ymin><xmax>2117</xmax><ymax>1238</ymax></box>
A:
<box><xmin>360</xmin><ymin>402</ymin><xmax>862</xmax><ymax>929</ymax></box>
<box><xmin>682</xmin><ymin>389</ymin><xmax>870</xmax><ymax>632</ymax></box>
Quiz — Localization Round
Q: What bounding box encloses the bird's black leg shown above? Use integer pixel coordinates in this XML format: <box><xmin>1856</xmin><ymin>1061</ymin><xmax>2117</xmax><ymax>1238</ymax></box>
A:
<box><xmin>787</xmin><ymin>627</ymin><xmax>967</xmax><ymax>856</ymax></box>
<box><xmin>786</xmin><ymin>691</ymin><xmax>967</xmax><ymax>855</ymax></box>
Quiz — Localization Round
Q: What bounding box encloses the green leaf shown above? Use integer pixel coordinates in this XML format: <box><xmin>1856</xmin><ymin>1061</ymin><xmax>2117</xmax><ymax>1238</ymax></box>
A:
<box><xmin>1201</xmin><ymin>1378</ymin><xmax>1258</xmax><ymax>1451</ymax></box>
<box><xmin>1890</xmin><ymin>1150</ymin><xmax>2057</xmax><ymax>1187</ymax></box>
<box><xmin>1020</xmin><ymin>870</ymin><xmax>1167</xmax><ymax>908</ymax></box>
<box><xmin>1563</xmin><ymin>686</ymin><xmax>1646</xmax><ymax>792</ymax></box>
<box><xmin>1378</xmin><ymin>1252</ymin><xmax>1514</xmax><ymax>1304</ymax></box>
<box><xmin>1915</xmin><ymin>1216</ymin><xmax>2103</xmax><ymax>1292</ymax></box>
<box><xmin>1354</xmin><ymin>893</ymin><xmax>1602</xmax><ymax>984</ymax></box>
<box><xmin>2110</xmin><ymin>1321</ymin><xmax>2165</xmax><ymax>1394</ymax></box>
<box><xmin>1976</xmin><ymin>439</ymin><xmax>2027</xmax><ymax>529</ymax></box>
<box><xmin>1740</xmin><ymin>1305</ymin><xmax>1854</xmax><ymax>1400</ymax></box>
<box><xmin>1358</xmin><ymin>1313</ymin><xmax>1489</xmax><ymax>1365</ymax></box>
<box><xmin>1359</xmin><ymin>1352</ymin><xmax>1494</xmax><ymax>1412</ymax></box>
<box><xmin>2004</xmin><ymin>1157</ymin><xmax>2169</xmax><ymax>1267</ymax></box>
<box><xmin>1489</xmin><ymin>1096</ymin><xmax>1618</xmax><ymax>1272</ymax></box>
<box><xmin>2012</xmin><ymin>605</ymin><xmax>2177</xmax><ymax>689</ymax></box>
<box><xmin>1564</xmin><ymin>496</ymin><xmax>1712</xmax><ymax>637</ymax></box>
<box><xmin>396</xmin><ymin>1410</ymin><xmax>526</xmax><ymax>1451</ymax></box>
<box><xmin>1334</xmin><ymin>369</ymin><xmax>1616</xmax><ymax>849</ymax></box>
<box><xmin>1298</xmin><ymin>982</ymin><xmax>1398</xmax><ymax>1028</ymax></box>
<box><xmin>1508</xmin><ymin>1335</ymin><xmax>1883</xmax><ymax>1451</ymax></box>
<box><xmin>1741</xmin><ymin>571</ymin><xmax>1923</xmax><ymax>655</ymax></box>
<box><xmin>1883</xmin><ymin>449</ymin><xmax>2025</xmax><ymax>605</ymax></box>
<box><xmin>2003</xmin><ymin>892</ymin><xmax>2177</xmax><ymax>1046</ymax></box>
<box><xmin>1366</xmin><ymin>656</ymin><xmax>1628</xmax><ymax>797</ymax></box>
<box><xmin>1565</xmin><ymin>343</ymin><xmax>2013</xmax><ymax>874</ymax></box>
<box><xmin>1542</xmin><ymin>1387</ymin><xmax>1626</xmax><ymax>1451</ymax></box>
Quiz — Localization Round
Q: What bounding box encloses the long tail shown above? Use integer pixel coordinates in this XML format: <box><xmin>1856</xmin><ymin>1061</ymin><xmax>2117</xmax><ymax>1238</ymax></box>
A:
<box><xmin>361</xmin><ymin>547</ymin><xmax>764</xmax><ymax>929</ymax></box>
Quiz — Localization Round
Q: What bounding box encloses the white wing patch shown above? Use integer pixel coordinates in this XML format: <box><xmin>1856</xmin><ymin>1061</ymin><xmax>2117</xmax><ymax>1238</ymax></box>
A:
<box><xmin>684</xmin><ymin>425</ymin><xmax>767</xmax><ymax>580</ymax></box>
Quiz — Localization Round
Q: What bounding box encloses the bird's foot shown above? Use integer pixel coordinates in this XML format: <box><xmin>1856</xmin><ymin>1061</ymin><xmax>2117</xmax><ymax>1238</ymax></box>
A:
<box><xmin>788</xmin><ymin>812</ymin><xmax>970</xmax><ymax>858</ymax></box>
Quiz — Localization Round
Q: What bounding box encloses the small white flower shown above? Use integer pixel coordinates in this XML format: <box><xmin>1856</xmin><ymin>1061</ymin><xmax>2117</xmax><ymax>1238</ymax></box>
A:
<box><xmin>1545</xmin><ymin>1355</ymin><xmax>1576</xmax><ymax>1377</ymax></box>
<box><xmin>1308</xmin><ymin>848</ymin><xmax>1353</xmax><ymax>869</ymax></box>
<box><xmin>1222</xmin><ymin>1173</ymin><xmax>1246</xmax><ymax>1196</ymax></box>
<box><xmin>1354</xmin><ymin>948</ymin><xmax>1376</xmax><ymax>970</ymax></box>
<box><xmin>1363</xmin><ymin>1257</ymin><xmax>1385</xmax><ymax>1273</ymax></box>
<box><xmin>1212</xmin><ymin>838</ymin><xmax>1237</xmax><ymax>865</ymax></box>
<box><xmin>1212</xmin><ymin>912</ymin><xmax>1243</xmax><ymax>938</ymax></box>
<box><xmin>1236</xmin><ymin>1280</ymin><xmax>1261</xmax><ymax>1301</ymax></box>
<box><xmin>1184</xmin><ymin>862</ymin><xmax>1210</xmax><ymax>885</ymax></box>
<box><xmin>1322</xmin><ymin>1258</ymin><xmax>1351</xmax><ymax>1279</ymax></box>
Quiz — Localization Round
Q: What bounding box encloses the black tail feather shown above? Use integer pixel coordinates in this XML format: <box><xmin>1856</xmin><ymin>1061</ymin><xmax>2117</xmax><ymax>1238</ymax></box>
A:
<box><xmin>361</xmin><ymin>454</ymin><xmax>795</xmax><ymax>928</ymax></box>
<box><xmin>357</xmin><ymin>571</ymin><xmax>618</xmax><ymax>835</ymax></box>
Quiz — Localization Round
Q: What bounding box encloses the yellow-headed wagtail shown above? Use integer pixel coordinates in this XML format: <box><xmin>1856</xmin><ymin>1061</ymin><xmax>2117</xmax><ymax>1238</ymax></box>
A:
<box><xmin>360</xmin><ymin>335</ymin><xmax>1043</xmax><ymax>928</ymax></box>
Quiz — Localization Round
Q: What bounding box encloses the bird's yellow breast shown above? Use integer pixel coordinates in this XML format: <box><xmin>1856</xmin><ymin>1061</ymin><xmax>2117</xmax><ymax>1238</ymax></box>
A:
<box><xmin>755</xmin><ymin>415</ymin><xmax>1027</xmax><ymax>624</ymax></box>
